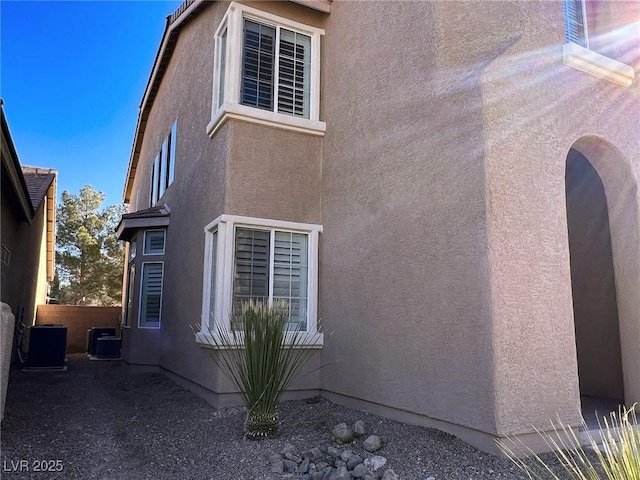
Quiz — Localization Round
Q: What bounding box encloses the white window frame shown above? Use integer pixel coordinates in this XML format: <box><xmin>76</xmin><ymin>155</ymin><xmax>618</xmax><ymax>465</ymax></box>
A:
<box><xmin>562</xmin><ymin>0</ymin><xmax>634</xmax><ymax>87</ymax></box>
<box><xmin>128</xmin><ymin>239</ymin><xmax>137</xmax><ymax>261</ymax></box>
<box><xmin>207</xmin><ymin>2</ymin><xmax>326</xmax><ymax>137</ymax></box>
<box><xmin>138</xmin><ymin>261</ymin><xmax>164</xmax><ymax>329</ymax></box>
<box><xmin>197</xmin><ymin>214</ymin><xmax>323</xmax><ymax>348</ymax></box>
<box><xmin>143</xmin><ymin>229</ymin><xmax>166</xmax><ymax>256</ymax></box>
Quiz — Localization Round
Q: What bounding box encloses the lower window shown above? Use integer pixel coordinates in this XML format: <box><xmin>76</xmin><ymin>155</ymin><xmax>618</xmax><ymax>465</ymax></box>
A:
<box><xmin>139</xmin><ymin>262</ymin><xmax>163</xmax><ymax>328</ymax></box>
<box><xmin>199</xmin><ymin>215</ymin><xmax>322</xmax><ymax>346</ymax></box>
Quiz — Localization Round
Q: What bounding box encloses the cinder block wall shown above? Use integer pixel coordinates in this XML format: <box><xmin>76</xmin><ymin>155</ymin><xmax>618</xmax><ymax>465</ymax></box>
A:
<box><xmin>36</xmin><ymin>305</ymin><xmax>121</xmax><ymax>353</ymax></box>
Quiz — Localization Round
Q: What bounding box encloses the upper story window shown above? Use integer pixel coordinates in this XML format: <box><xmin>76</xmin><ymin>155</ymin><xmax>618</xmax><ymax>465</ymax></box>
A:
<box><xmin>197</xmin><ymin>214</ymin><xmax>323</xmax><ymax>347</ymax></box>
<box><xmin>207</xmin><ymin>2</ymin><xmax>326</xmax><ymax>137</ymax></box>
<box><xmin>143</xmin><ymin>230</ymin><xmax>166</xmax><ymax>255</ymax></box>
<box><xmin>150</xmin><ymin>121</ymin><xmax>177</xmax><ymax>206</ymax></box>
<box><xmin>561</xmin><ymin>0</ymin><xmax>634</xmax><ymax>87</ymax></box>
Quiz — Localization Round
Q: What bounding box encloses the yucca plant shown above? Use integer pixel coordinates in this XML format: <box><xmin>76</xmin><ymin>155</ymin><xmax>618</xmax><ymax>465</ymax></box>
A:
<box><xmin>498</xmin><ymin>403</ymin><xmax>640</xmax><ymax>479</ymax></box>
<box><xmin>199</xmin><ymin>300</ymin><xmax>320</xmax><ymax>439</ymax></box>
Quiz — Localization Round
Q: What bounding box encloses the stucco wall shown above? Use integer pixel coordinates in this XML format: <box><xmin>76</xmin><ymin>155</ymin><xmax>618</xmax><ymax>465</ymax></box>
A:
<box><xmin>1</xmin><ymin>192</ymin><xmax>48</xmax><ymax>325</ymax></box>
<box><xmin>121</xmin><ymin>0</ymin><xmax>640</xmax><ymax>453</ymax></box>
<box><xmin>479</xmin><ymin>0</ymin><xmax>639</xmax><ymax>438</ymax></box>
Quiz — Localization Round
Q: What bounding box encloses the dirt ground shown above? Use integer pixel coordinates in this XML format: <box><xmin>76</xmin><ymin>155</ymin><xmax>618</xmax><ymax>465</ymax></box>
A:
<box><xmin>1</xmin><ymin>354</ymin><xmax>569</xmax><ymax>480</ymax></box>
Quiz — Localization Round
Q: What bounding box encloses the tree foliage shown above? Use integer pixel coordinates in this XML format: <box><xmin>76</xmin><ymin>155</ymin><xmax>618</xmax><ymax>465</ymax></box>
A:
<box><xmin>54</xmin><ymin>185</ymin><xmax>126</xmax><ymax>306</ymax></box>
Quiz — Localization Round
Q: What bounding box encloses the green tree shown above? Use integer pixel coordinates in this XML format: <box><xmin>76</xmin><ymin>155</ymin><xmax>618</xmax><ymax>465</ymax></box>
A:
<box><xmin>55</xmin><ymin>185</ymin><xmax>127</xmax><ymax>305</ymax></box>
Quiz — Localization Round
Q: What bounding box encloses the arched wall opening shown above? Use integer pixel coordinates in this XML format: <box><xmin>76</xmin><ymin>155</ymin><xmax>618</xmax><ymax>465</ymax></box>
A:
<box><xmin>565</xmin><ymin>137</ymin><xmax>640</xmax><ymax>414</ymax></box>
<box><xmin>566</xmin><ymin>149</ymin><xmax>624</xmax><ymax>405</ymax></box>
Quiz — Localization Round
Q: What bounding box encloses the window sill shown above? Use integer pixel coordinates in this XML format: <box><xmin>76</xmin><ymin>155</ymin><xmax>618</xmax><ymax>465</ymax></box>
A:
<box><xmin>207</xmin><ymin>103</ymin><xmax>326</xmax><ymax>138</ymax></box>
<box><xmin>563</xmin><ymin>42</ymin><xmax>634</xmax><ymax>87</ymax></box>
<box><xmin>195</xmin><ymin>330</ymin><xmax>324</xmax><ymax>349</ymax></box>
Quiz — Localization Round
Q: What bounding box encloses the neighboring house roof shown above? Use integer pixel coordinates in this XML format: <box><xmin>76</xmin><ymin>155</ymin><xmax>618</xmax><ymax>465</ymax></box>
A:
<box><xmin>1</xmin><ymin>100</ymin><xmax>34</xmax><ymax>222</ymax></box>
<box><xmin>22</xmin><ymin>167</ymin><xmax>56</xmax><ymax>211</ymax></box>
<box><xmin>116</xmin><ymin>204</ymin><xmax>171</xmax><ymax>242</ymax></box>
<box><xmin>122</xmin><ymin>0</ymin><xmax>331</xmax><ymax>203</ymax></box>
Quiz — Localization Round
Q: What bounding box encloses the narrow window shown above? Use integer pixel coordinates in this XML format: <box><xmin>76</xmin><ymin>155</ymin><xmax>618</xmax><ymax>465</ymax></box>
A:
<box><xmin>168</xmin><ymin>121</ymin><xmax>177</xmax><ymax>186</ymax></box>
<box><xmin>159</xmin><ymin>137</ymin><xmax>168</xmax><ymax>198</ymax></box>
<box><xmin>139</xmin><ymin>262</ymin><xmax>163</xmax><ymax>328</ymax></box>
<box><xmin>150</xmin><ymin>154</ymin><xmax>160</xmax><ymax>206</ymax></box>
<box><xmin>563</xmin><ymin>0</ymin><xmax>588</xmax><ymax>48</ymax></box>
<box><xmin>217</xmin><ymin>28</ymin><xmax>227</xmax><ymax>109</ymax></box>
<box><xmin>143</xmin><ymin>230</ymin><xmax>166</xmax><ymax>255</ymax></box>
<box><xmin>208</xmin><ymin>231</ymin><xmax>218</xmax><ymax>328</ymax></box>
<box><xmin>124</xmin><ymin>264</ymin><xmax>136</xmax><ymax>327</ymax></box>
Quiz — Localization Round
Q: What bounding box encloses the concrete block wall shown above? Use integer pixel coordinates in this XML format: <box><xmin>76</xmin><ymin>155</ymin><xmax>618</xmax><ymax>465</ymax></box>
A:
<box><xmin>36</xmin><ymin>305</ymin><xmax>121</xmax><ymax>354</ymax></box>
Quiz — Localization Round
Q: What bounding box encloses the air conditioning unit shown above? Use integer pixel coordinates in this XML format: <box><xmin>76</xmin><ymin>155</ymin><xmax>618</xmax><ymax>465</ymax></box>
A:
<box><xmin>26</xmin><ymin>324</ymin><xmax>67</xmax><ymax>369</ymax></box>
<box><xmin>87</xmin><ymin>328</ymin><xmax>117</xmax><ymax>356</ymax></box>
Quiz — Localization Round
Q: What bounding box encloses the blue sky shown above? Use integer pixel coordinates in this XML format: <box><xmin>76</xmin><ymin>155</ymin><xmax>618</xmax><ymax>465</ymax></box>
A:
<box><xmin>1</xmin><ymin>0</ymin><xmax>182</xmax><ymax>207</ymax></box>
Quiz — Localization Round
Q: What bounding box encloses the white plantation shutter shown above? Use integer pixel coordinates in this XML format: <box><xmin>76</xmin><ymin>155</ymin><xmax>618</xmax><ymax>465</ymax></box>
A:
<box><xmin>231</xmin><ymin>228</ymin><xmax>309</xmax><ymax>331</ymax></box>
<box><xmin>241</xmin><ymin>20</ymin><xmax>275</xmax><ymax>111</ymax></box>
<box><xmin>277</xmin><ymin>29</ymin><xmax>311</xmax><ymax>118</ymax></box>
<box><xmin>233</xmin><ymin>228</ymin><xmax>270</xmax><ymax>321</ymax></box>
<box><xmin>563</xmin><ymin>0</ymin><xmax>588</xmax><ymax>47</ymax></box>
<box><xmin>273</xmin><ymin>231</ymin><xmax>308</xmax><ymax>330</ymax></box>
<box><xmin>140</xmin><ymin>263</ymin><xmax>163</xmax><ymax>328</ymax></box>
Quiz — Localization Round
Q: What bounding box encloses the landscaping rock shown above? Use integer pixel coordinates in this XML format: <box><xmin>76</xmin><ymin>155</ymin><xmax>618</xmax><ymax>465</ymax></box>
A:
<box><xmin>283</xmin><ymin>459</ymin><xmax>298</xmax><ymax>473</ymax></box>
<box><xmin>282</xmin><ymin>443</ymin><xmax>297</xmax><ymax>456</ymax></box>
<box><xmin>364</xmin><ymin>455</ymin><xmax>387</xmax><ymax>472</ymax></box>
<box><xmin>327</xmin><ymin>446</ymin><xmax>342</xmax><ymax>458</ymax></box>
<box><xmin>331</xmin><ymin>423</ymin><xmax>354</xmax><ymax>443</ymax></box>
<box><xmin>299</xmin><ymin>458</ymin><xmax>310</xmax><ymax>474</ymax></box>
<box><xmin>352</xmin><ymin>463</ymin><xmax>370</xmax><ymax>478</ymax></box>
<box><xmin>363</xmin><ymin>435</ymin><xmax>382</xmax><ymax>452</ymax></box>
<box><xmin>382</xmin><ymin>470</ymin><xmax>398</xmax><ymax>480</ymax></box>
<box><xmin>304</xmin><ymin>447</ymin><xmax>323</xmax><ymax>461</ymax></box>
<box><xmin>353</xmin><ymin>419</ymin><xmax>366</xmax><ymax>437</ymax></box>
<box><xmin>347</xmin><ymin>455</ymin><xmax>364</xmax><ymax>470</ymax></box>
<box><xmin>327</xmin><ymin>466</ymin><xmax>350</xmax><ymax>480</ymax></box>
<box><xmin>271</xmin><ymin>460</ymin><xmax>284</xmax><ymax>474</ymax></box>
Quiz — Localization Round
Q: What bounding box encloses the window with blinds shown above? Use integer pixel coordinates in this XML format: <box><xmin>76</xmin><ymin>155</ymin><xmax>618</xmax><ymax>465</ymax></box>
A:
<box><xmin>241</xmin><ymin>19</ymin><xmax>311</xmax><ymax>119</ymax></box>
<box><xmin>232</xmin><ymin>227</ymin><xmax>308</xmax><ymax>330</ymax></box>
<box><xmin>144</xmin><ymin>230</ymin><xmax>166</xmax><ymax>255</ymax></box>
<box><xmin>563</xmin><ymin>0</ymin><xmax>588</xmax><ymax>48</ymax></box>
<box><xmin>140</xmin><ymin>262</ymin><xmax>163</xmax><ymax>328</ymax></box>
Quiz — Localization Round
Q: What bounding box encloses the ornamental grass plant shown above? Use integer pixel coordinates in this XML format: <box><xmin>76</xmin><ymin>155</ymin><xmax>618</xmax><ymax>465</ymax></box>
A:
<box><xmin>200</xmin><ymin>300</ymin><xmax>320</xmax><ymax>439</ymax></box>
<box><xmin>498</xmin><ymin>404</ymin><xmax>640</xmax><ymax>480</ymax></box>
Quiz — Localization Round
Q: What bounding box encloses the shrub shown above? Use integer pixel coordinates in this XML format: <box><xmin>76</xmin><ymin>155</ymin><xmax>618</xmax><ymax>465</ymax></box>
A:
<box><xmin>498</xmin><ymin>404</ymin><xmax>640</xmax><ymax>479</ymax></box>
<box><xmin>199</xmin><ymin>300</ymin><xmax>320</xmax><ymax>438</ymax></box>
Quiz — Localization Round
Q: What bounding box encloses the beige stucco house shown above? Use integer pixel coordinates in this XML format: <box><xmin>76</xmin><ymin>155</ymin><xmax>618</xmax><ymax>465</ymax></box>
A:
<box><xmin>118</xmin><ymin>0</ymin><xmax>640</xmax><ymax>453</ymax></box>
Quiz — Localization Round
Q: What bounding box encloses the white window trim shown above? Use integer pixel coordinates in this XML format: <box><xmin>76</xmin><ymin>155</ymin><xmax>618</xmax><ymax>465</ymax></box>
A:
<box><xmin>563</xmin><ymin>42</ymin><xmax>634</xmax><ymax>87</ymax></box>
<box><xmin>197</xmin><ymin>214</ymin><xmax>323</xmax><ymax>348</ymax></box>
<box><xmin>138</xmin><ymin>261</ymin><xmax>164</xmax><ymax>329</ymax></box>
<box><xmin>143</xmin><ymin>229</ymin><xmax>166</xmax><ymax>256</ymax></box>
<box><xmin>562</xmin><ymin>0</ymin><xmax>634</xmax><ymax>87</ymax></box>
<box><xmin>207</xmin><ymin>2</ymin><xmax>326</xmax><ymax>138</ymax></box>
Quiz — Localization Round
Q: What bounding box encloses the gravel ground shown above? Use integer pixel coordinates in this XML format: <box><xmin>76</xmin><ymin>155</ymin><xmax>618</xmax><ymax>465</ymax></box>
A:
<box><xmin>1</xmin><ymin>354</ymin><xmax>574</xmax><ymax>480</ymax></box>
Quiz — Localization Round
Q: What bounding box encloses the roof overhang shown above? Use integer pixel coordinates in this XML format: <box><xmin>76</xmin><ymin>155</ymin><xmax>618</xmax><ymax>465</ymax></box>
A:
<box><xmin>116</xmin><ymin>205</ymin><xmax>171</xmax><ymax>242</ymax></box>
<box><xmin>1</xmin><ymin>102</ymin><xmax>34</xmax><ymax>222</ymax></box>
